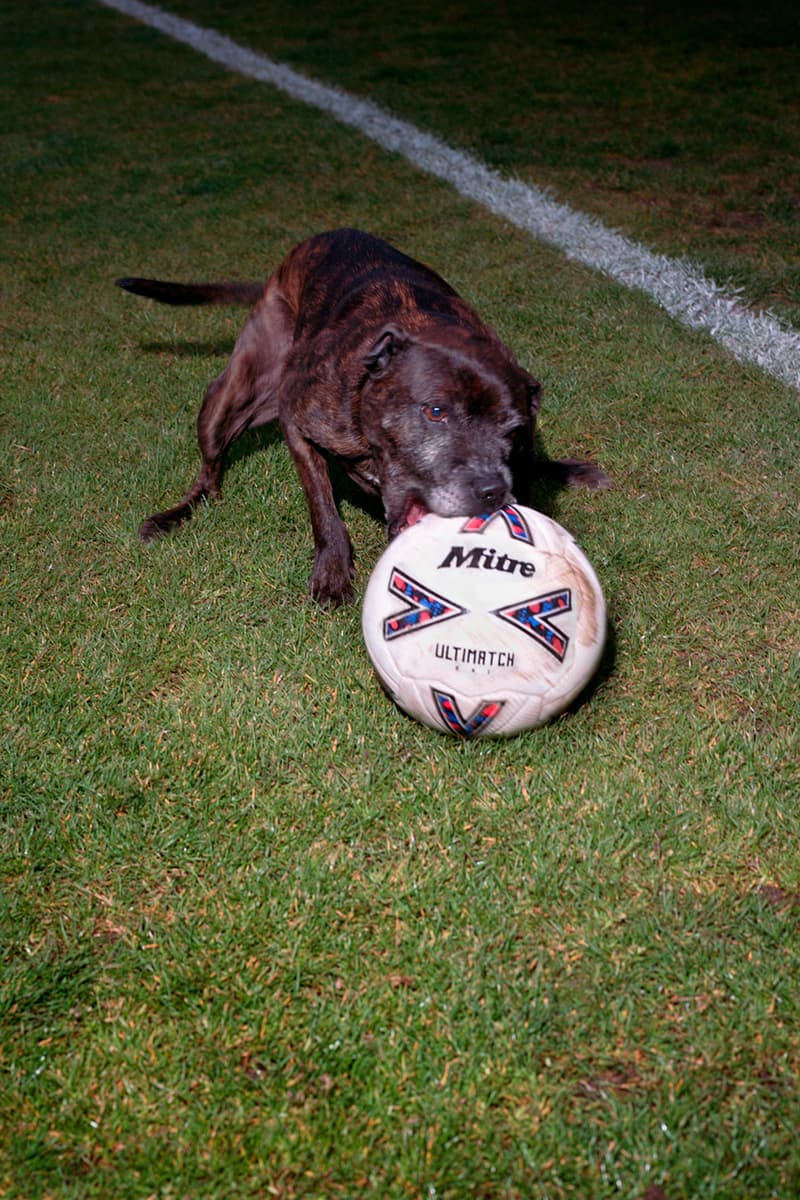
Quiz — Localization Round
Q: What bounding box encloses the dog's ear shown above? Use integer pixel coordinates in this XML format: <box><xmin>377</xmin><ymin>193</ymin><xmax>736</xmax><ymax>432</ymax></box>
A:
<box><xmin>364</xmin><ymin>326</ymin><xmax>409</xmax><ymax>378</ymax></box>
<box><xmin>509</xmin><ymin>374</ymin><xmax>542</xmax><ymax>498</ymax></box>
<box><xmin>525</xmin><ymin>377</ymin><xmax>542</xmax><ymax>421</ymax></box>
<box><xmin>511</xmin><ymin>372</ymin><xmax>541</xmax><ymax>446</ymax></box>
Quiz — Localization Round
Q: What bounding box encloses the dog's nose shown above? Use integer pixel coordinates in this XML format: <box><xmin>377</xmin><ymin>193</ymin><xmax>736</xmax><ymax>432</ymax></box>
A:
<box><xmin>475</xmin><ymin>476</ymin><xmax>508</xmax><ymax>513</ymax></box>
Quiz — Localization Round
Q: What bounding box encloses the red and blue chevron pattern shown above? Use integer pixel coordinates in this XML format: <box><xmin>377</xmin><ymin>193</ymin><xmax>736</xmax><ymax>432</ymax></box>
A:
<box><xmin>432</xmin><ymin>690</ymin><xmax>505</xmax><ymax>737</ymax></box>
<box><xmin>493</xmin><ymin>589</ymin><xmax>572</xmax><ymax>661</ymax></box>
<box><xmin>460</xmin><ymin>505</ymin><xmax>533</xmax><ymax>543</ymax></box>
<box><xmin>383</xmin><ymin>570</ymin><xmax>466</xmax><ymax>640</ymax></box>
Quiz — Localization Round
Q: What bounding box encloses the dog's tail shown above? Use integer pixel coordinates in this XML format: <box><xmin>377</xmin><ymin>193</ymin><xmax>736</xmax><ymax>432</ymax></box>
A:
<box><xmin>115</xmin><ymin>277</ymin><xmax>265</xmax><ymax>307</ymax></box>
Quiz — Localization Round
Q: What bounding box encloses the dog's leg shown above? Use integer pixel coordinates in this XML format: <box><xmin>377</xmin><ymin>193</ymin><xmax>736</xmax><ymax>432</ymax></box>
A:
<box><xmin>514</xmin><ymin>445</ymin><xmax>611</xmax><ymax>497</ymax></box>
<box><xmin>139</xmin><ymin>372</ymin><xmax>234</xmax><ymax>542</ymax></box>
<box><xmin>544</xmin><ymin>458</ymin><xmax>612</xmax><ymax>490</ymax></box>
<box><xmin>140</xmin><ymin>290</ymin><xmax>293</xmax><ymax>541</ymax></box>
<box><xmin>279</xmin><ymin>418</ymin><xmax>355</xmax><ymax>607</ymax></box>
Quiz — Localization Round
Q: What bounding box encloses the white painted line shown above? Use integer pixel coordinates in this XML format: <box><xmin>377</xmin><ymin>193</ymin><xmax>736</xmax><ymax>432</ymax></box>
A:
<box><xmin>99</xmin><ymin>0</ymin><xmax>800</xmax><ymax>390</ymax></box>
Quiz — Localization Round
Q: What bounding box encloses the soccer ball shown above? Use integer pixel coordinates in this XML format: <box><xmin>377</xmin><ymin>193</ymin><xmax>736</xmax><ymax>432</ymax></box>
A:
<box><xmin>361</xmin><ymin>504</ymin><xmax>606</xmax><ymax>737</ymax></box>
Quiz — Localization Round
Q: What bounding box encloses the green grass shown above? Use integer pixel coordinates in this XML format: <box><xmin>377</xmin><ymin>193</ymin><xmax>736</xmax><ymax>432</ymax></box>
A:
<box><xmin>160</xmin><ymin>0</ymin><xmax>800</xmax><ymax>326</ymax></box>
<box><xmin>2</xmin><ymin>1</ymin><xmax>800</xmax><ymax>1197</ymax></box>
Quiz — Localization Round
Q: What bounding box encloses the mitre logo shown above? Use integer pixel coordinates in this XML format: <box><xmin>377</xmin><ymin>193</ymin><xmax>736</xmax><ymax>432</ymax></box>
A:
<box><xmin>437</xmin><ymin>544</ymin><xmax>536</xmax><ymax>577</ymax></box>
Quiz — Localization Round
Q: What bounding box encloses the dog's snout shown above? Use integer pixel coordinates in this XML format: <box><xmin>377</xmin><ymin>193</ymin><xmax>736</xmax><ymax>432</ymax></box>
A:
<box><xmin>475</xmin><ymin>476</ymin><xmax>508</xmax><ymax>513</ymax></box>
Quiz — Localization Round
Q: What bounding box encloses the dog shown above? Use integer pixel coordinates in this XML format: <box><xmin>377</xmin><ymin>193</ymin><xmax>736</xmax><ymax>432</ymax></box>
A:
<box><xmin>117</xmin><ymin>228</ymin><xmax>609</xmax><ymax>605</ymax></box>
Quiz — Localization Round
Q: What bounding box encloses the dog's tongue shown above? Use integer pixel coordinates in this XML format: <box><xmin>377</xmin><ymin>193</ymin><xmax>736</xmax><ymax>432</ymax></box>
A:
<box><xmin>403</xmin><ymin>500</ymin><xmax>429</xmax><ymax>529</ymax></box>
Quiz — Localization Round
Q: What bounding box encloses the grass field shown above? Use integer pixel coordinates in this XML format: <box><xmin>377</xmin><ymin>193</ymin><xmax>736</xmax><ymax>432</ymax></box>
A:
<box><xmin>156</xmin><ymin>0</ymin><xmax>800</xmax><ymax>329</ymax></box>
<box><xmin>2</xmin><ymin>1</ymin><xmax>799</xmax><ymax>1197</ymax></box>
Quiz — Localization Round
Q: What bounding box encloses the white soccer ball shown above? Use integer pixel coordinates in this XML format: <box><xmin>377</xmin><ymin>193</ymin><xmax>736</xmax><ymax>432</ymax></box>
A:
<box><xmin>361</xmin><ymin>504</ymin><xmax>606</xmax><ymax>737</ymax></box>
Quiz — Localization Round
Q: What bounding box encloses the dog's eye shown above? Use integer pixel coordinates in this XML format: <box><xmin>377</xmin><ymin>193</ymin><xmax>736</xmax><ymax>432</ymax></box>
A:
<box><xmin>422</xmin><ymin>404</ymin><xmax>448</xmax><ymax>424</ymax></box>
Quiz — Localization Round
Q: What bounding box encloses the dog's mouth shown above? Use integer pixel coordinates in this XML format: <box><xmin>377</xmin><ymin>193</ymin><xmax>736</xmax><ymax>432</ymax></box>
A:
<box><xmin>392</xmin><ymin>475</ymin><xmax>511</xmax><ymax>537</ymax></box>
<box><xmin>400</xmin><ymin>498</ymin><xmax>430</xmax><ymax>530</ymax></box>
<box><xmin>389</xmin><ymin>496</ymin><xmax>431</xmax><ymax>539</ymax></box>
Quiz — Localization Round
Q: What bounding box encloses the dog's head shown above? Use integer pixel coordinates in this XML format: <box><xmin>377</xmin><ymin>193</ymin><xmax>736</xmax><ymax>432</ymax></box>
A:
<box><xmin>360</xmin><ymin>323</ymin><xmax>541</xmax><ymax>538</ymax></box>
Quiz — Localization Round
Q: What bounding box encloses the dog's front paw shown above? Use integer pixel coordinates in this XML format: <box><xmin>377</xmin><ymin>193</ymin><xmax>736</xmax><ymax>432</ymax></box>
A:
<box><xmin>309</xmin><ymin>549</ymin><xmax>355</xmax><ymax>608</ymax></box>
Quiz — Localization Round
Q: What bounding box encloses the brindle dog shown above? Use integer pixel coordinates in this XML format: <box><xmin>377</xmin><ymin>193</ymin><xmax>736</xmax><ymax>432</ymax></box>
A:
<box><xmin>118</xmin><ymin>228</ymin><xmax>609</xmax><ymax>605</ymax></box>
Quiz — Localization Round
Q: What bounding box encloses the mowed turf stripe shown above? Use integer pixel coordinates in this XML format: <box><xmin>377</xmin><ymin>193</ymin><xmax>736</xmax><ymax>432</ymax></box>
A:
<box><xmin>99</xmin><ymin>0</ymin><xmax>800</xmax><ymax>390</ymax></box>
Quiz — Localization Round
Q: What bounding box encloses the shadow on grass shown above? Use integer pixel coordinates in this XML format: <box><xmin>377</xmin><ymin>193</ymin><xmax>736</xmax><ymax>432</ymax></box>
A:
<box><xmin>140</xmin><ymin>338</ymin><xmax>237</xmax><ymax>358</ymax></box>
<box><xmin>566</xmin><ymin>614</ymin><xmax>617</xmax><ymax>717</ymax></box>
